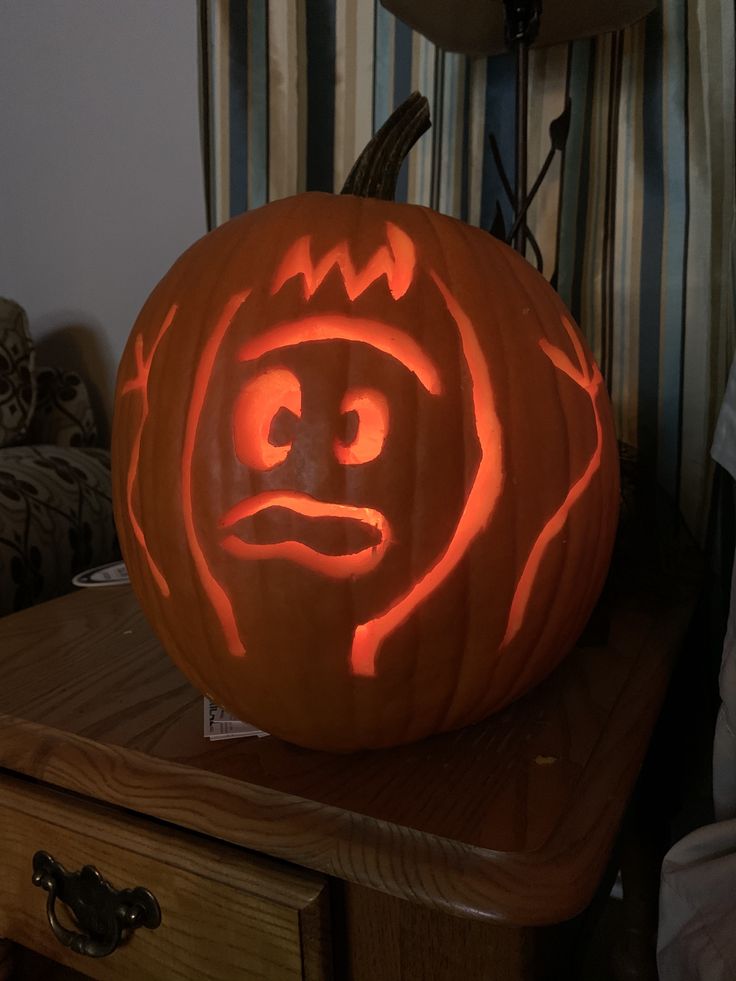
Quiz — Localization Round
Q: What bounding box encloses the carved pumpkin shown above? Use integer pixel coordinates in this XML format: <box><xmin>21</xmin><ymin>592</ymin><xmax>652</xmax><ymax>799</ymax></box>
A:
<box><xmin>112</xmin><ymin>102</ymin><xmax>619</xmax><ymax>752</ymax></box>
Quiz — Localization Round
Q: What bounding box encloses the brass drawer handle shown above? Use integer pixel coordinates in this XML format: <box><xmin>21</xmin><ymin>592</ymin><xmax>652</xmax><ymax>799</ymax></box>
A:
<box><xmin>31</xmin><ymin>850</ymin><xmax>161</xmax><ymax>958</ymax></box>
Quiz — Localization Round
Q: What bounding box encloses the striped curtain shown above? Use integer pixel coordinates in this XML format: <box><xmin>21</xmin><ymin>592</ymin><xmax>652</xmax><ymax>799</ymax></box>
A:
<box><xmin>200</xmin><ymin>0</ymin><xmax>735</xmax><ymax>540</ymax></box>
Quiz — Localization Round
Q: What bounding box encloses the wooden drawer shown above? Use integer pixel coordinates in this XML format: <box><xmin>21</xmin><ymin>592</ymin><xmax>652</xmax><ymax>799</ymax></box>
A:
<box><xmin>0</xmin><ymin>773</ymin><xmax>330</xmax><ymax>980</ymax></box>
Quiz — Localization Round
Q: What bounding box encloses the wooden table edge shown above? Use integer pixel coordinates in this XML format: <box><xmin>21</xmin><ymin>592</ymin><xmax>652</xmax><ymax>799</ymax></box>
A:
<box><xmin>0</xmin><ymin>518</ymin><xmax>701</xmax><ymax>927</ymax></box>
<box><xmin>0</xmin><ymin>678</ymin><xmax>666</xmax><ymax>930</ymax></box>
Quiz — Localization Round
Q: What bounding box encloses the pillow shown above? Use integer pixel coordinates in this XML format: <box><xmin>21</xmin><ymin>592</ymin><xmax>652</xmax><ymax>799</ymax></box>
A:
<box><xmin>0</xmin><ymin>298</ymin><xmax>36</xmax><ymax>448</ymax></box>
<box><xmin>28</xmin><ymin>367</ymin><xmax>98</xmax><ymax>448</ymax></box>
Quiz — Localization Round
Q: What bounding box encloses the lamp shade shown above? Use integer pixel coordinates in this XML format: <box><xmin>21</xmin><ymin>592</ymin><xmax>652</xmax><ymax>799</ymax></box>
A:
<box><xmin>380</xmin><ymin>0</ymin><xmax>655</xmax><ymax>55</ymax></box>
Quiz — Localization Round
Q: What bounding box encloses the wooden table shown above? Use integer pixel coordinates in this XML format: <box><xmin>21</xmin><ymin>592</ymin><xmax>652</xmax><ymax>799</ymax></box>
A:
<box><xmin>0</xmin><ymin>502</ymin><xmax>701</xmax><ymax>980</ymax></box>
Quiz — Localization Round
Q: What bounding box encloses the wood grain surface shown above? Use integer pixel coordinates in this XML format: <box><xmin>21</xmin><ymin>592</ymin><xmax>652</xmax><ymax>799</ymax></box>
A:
<box><xmin>0</xmin><ymin>773</ymin><xmax>330</xmax><ymax>981</ymax></box>
<box><xmin>336</xmin><ymin>881</ymin><xmax>535</xmax><ymax>980</ymax></box>
<box><xmin>0</xmin><ymin>507</ymin><xmax>701</xmax><ymax>926</ymax></box>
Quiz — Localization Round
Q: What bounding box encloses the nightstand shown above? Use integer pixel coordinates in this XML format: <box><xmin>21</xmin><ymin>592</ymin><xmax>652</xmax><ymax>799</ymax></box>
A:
<box><xmin>0</xmin><ymin>503</ymin><xmax>700</xmax><ymax>980</ymax></box>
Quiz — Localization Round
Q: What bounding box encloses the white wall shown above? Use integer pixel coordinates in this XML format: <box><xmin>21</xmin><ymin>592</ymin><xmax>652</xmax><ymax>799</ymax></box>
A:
<box><xmin>0</xmin><ymin>0</ymin><xmax>208</xmax><ymax>436</ymax></box>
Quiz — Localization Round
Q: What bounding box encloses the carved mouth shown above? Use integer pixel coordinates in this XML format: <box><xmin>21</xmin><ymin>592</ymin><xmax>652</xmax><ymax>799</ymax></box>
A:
<box><xmin>219</xmin><ymin>491</ymin><xmax>391</xmax><ymax>578</ymax></box>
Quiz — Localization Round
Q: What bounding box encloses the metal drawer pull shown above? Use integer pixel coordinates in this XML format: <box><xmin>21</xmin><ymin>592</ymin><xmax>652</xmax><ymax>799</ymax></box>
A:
<box><xmin>31</xmin><ymin>850</ymin><xmax>161</xmax><ymax>957</ymax></box>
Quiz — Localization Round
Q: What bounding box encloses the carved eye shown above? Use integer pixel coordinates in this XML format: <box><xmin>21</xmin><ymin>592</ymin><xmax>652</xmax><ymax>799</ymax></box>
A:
<box><xmin>334</xmin><ymin>387</ymin><xmax>389</xmax><ymax>466</ymax></box>
<box><xmin>233</xmin><ymin>368</ymin><xmax>301</xmax><ymax>470</ymax></box>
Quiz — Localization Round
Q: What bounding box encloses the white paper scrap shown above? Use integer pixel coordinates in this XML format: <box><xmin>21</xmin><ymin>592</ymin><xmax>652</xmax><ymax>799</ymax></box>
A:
<box><xmin>72</xmin><ymin>561</ymin><xmax>130</xmax><ymax>587</ymax></box>
<box><xmin>204</xmin><ymin>697</ymin><xmax>268</xmax><ymax>740</ymax></box>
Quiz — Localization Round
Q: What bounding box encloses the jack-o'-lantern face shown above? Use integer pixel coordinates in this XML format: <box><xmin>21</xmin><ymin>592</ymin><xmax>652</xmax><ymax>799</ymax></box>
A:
<box><xmin>180</xmin><ymin>219</ymin><xmax>502</xmax><ymax>678</ymax></box>
<box><xmin>113</xmin><ymin>192</ymin><xmax>619</xmax><ymax>751</ymax></box>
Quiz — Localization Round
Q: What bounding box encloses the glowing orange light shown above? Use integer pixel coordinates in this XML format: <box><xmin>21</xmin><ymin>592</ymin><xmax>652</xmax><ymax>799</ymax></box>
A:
<box><xmin>349</xmin><ymin>271</ymin><xmax>505</xmax><ymax>678</ymax></box>
<box><xmin>334</xmin><ymin>387</ymin><xmax>389</xmax><ymax>465</ymax></box>
<box><xmin>121</xmin><ymin>303</ymin><xmax>178</xmax><ymax>597</ymax></box>
<box><xmin>220</xmin><ymin>490</ymin><xmax>392</xmax><ymax>578</ymax></box>
<box><xmin>501</xmin><ymin>314</ymin><xmax>605</xmax><ymax>647</ymax></box>
<box><xmin>233</xmin><ymin>368</ymin><xmax>302</xmax><ymax>470</ymax></box>
<box><xmin>238</xmin><ymin>316</ymin><xmax>442</xmax><ymax>397</ymax></box>
<box><xmin>182</xmin><ymin>291</ymin><xmax>252</xmax><ymax>657</ymax></box>
<box><xmin>272</xmin><ymin>222</ymin><xmax>416</xmax><ymax>301</ymax></box>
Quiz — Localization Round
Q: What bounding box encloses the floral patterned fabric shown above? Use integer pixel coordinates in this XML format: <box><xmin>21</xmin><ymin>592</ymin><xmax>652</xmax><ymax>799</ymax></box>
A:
<box><xmin>0</xmin><ymin>445</ymin><xmax>116</xmax><ymax>615</ymax></box>
<box><xmin>27</xmin><ymin>366</ymin><xmax>98</xmax><ymax>448</ymax></box>
<box><xmin>0</xmin><ymin>301</ymin><xmax>118</xmax><ymax>617</ymax></box>
<box><xmin>0</xmin><ymin>297</ymin><xmax>36</xmax><ymax>448</ymax></box>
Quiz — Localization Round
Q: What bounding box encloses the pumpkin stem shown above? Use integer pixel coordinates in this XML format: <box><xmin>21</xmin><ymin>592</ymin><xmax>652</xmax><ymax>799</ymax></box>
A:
<box><xmin>340</xmin><ymin>92</ymin><xmax>431</xmax><ymax>200</ymax></box>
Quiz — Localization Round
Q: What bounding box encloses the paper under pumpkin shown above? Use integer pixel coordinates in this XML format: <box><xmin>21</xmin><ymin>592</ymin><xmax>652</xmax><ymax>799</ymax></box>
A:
<box><xmin>112</xmin><ymin>97</ymin><xmax>619</xmax><ymax>751</ymax></box>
